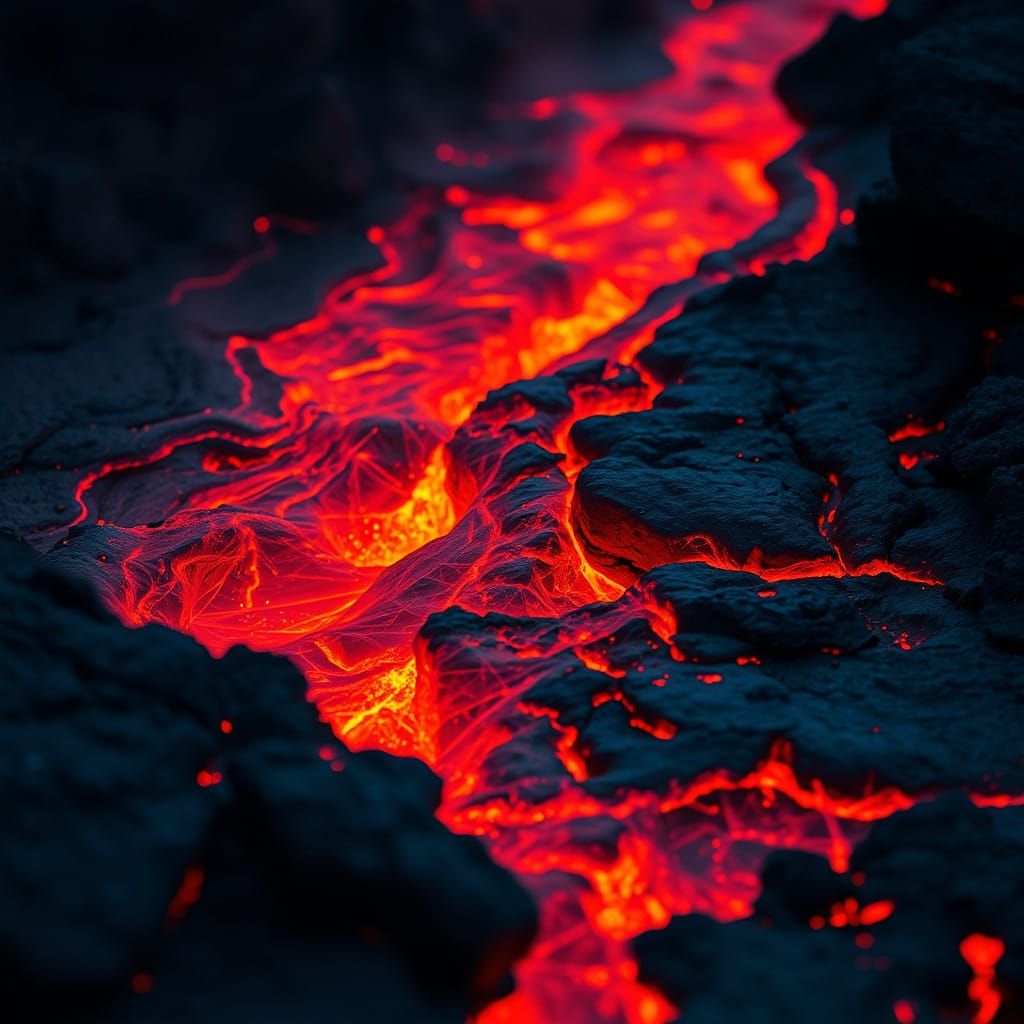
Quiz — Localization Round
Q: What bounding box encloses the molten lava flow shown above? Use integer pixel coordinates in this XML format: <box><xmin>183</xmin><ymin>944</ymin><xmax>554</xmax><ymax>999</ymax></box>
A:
<box><xmin>57</xmin><ymin>1</ymin><xmax>974</xmax><ymax>1021</ymax></box>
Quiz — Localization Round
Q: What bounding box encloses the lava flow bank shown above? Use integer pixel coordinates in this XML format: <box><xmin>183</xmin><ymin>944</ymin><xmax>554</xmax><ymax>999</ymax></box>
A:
<box><xmin>3</xmin><ymin>0</ymin><xmax>1024</xmax><ymax>1022</ymax></box>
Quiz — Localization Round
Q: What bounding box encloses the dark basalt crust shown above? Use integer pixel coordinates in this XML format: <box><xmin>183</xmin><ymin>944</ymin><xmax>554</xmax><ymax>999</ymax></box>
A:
<box><xmin>635</xmin><ymin>798</ymin><xmax>1024</xmax><ymax>1024</ymax></box>
<box><xmin>0</xmin><ymin>534</ymin><xmax>535</xmax><ymax>1021</ymax></box>
<box><xmin>620</xmin><ymin>2</ymin><xmax>1024</xmax><ymax>1019</ymax></box>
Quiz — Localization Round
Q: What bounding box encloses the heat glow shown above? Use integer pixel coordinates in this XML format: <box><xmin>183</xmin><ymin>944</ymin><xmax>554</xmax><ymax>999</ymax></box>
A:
<box><xmin>61</xmin><ymin>2</ymin><xmax>997</xmax><ymax>1021</ymax></box>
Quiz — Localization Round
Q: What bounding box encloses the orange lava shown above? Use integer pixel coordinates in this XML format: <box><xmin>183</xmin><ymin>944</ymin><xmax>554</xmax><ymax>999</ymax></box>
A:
<box><xmin>58</xmin><ymin>2</ymin><xmax>981</xmax><ymax>1021</ymax></box>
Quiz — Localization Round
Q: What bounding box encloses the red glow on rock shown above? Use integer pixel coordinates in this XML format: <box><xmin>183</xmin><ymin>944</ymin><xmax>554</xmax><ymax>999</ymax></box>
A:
<box><xmin>166</xmin><ymin>866</ymin><xmax>205</xmax><ymax>922</ymax></box>
<box><xmin>818</xmin><ymin>897</ymin><xmax>895</xmax><ymax>929</ymax></box>
<box><xmin>529</xmin><ymin>98</ymin><xmax>560</xmax><ymax>120</ymax></box>
<box><xmin>972</xmin><ymin>793</ymin><xmax>1024</xmax><ymax>808</ymax></box>
<box><xmin>960</xmin><ymin>934</ymin><xmax>1005</xmax><ymax>1024</ymax></box>
<box><xmin>166</xmin><ymin>235</ymin><xmax>277</xmax><ymax>306</ymax></box>
<box><xmin>888</xmin><ymin>418</ymin><xmax>944</xmax><ymax>443</ymax></box>
<box><xmin>928</xmin><ymin>277</ymin><xmax>961</xmax><ymax>297</ymax></box>
<box><xmin>893</xmin><ymin>1000</ymin><xmax>917</xmax><ymax>1024</ymax></box>
<box><xmin>857</xmin><ymin>899</ymin><xmax>894</xmax><ymax>926</ymax></box>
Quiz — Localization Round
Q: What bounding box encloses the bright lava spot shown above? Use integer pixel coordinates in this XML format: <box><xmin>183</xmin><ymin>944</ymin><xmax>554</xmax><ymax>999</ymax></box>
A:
<box><xmin>892</xmin><ymin>1000</ymin><xmax>916</xmax><ymax>1024</ymax></box>
<box><xmin>960</xmin><ymin>934</ymin><xmax>1005</xmax><ymax>1024</ymax></box>
<box><xmin>166</xmin><ymin>866</ymin><xmax>205</xmax><ymax>922</ymax></box>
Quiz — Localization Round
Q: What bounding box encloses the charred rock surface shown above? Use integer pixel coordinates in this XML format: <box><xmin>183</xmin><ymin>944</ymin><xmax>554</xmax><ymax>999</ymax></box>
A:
<box><xmin>883</xmin><ymin>2</ymin><xmax>1024</xmax><ymax>258</ymax></box>
<box><xmin>571</xmin><ymin>249</ymin><xmax>977</xmax><ymax>583</ymax></box>
<box><xmin>635</xmin><ymin>798</ymin><xmax>1024</xmax><ymax>1024</ymax></box>
<box><xmin>0</xmin><ymin>536</ymin><xmax>534</xmax><ymax>1021</ymax></box>
<box><xmin>420</xmin><ymin>556</ymin><xmax>1021</xmax><ymax>825</ymax></box>
<box><xmin>610</xmin><ymin>3</ymin><xmax>1024</xmax><ymax>1019</ymax></box>
<box><xmin>781</xmin><ymin>0</ymin><xmax>1024</xmax><ymax>292</ymax></box>
<box><xmin>0</xmin><ymin>225</ymin><xmax>380</xmax><ymax>538</ymax></box>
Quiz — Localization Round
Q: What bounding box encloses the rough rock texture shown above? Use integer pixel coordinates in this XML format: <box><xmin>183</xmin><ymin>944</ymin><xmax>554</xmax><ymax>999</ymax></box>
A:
<box><xmin>0</xmin><ymin>535</ymin><xmax>534</xmax><ymax>1021</ymax></box>
<box><xmin>779</xmin><ymin>0</ymin><xmax>1024</xmax><ymax>290</ymax></box>
<box><xmin>635</xmin><ymin>798</ymin><xmax>1024</xmax><ymax>1024</ymax></box>
<box><xmin>572</xmin><ymin>250</ymin><xmax>976</xmax><ymax>582</ymax></box>
<box><xmin>611</xmin><ymin>4</ymin><xmax>1024</xmax><ymax>1019</ymax></box>
<box><xmin>0</xmin><ymin>222</ymin><xmax>381</xmax><ymax>539</ymax></box>
<box><xmin>883</xmin><ymin>1</ymin><xmax>1024</xmax><ymax>247</ymax></box>
<box><xmin>776</xmin><ymin>0</ymin><xmax>954</xmax><ymax>126</ymax></box>
<box><xmin>419</xmin><ymin>558</ymin><xmax>1022</xmax><ymax>803</ymax></box>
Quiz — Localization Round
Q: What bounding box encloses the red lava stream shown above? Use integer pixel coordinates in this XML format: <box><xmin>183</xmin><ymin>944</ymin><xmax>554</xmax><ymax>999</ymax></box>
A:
<box><xmin>63</xmin><ymin>2</ymin><xmax>1007</xmax><ymax>1022</ymax></box>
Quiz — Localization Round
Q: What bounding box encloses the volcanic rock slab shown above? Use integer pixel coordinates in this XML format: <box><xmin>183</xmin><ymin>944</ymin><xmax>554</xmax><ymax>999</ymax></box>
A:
<box><xmin>635</xmin><ymin>797</ymin><xmax>1024</xmax><ymax>1024</ymax></box>
<box><xmin>0</xmin><ymin>536</ymin><xmax>534</xmax><ymax>1021</ymax></box>
<box><xmin>883</xmin><ymin>0</ymin><xmax>1024</xmax><ymax>249</ymax></box>
<box><xmin>571</xmin><ymin>248</ymin><xmax>978</xmax><ymax>584</ymax></box>
<box><xmin>420</xmin><ymin>559</ymin><xmax>1023</xmax><ymax>803</ymax></box>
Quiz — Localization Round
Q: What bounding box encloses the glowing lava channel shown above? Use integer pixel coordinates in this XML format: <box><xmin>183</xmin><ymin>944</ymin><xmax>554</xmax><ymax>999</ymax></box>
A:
<box><xmin>61</xmin><ymin>3</ymin><xmax>947</xmax><ymax>1023</ymax></box>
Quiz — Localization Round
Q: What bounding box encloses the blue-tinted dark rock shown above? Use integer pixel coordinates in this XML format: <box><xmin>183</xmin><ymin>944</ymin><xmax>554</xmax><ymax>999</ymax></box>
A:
<box><xmin>0</xmin><ymin>159</ymin><xmax>135</xmax><ymax>281</ymax></box>
<box><xmin>0</xmin><ymin>536</ymin><xmax>534</xmax><ymax>1019</ymax></box>
<box><xmin>636</xmin><ymin>798</ymin><xmax>1024</xmax><ymax>1024</ymax></box>
<box><xmin>947</xmin><ymin>377</ymin><xmax>1024</xmax><ymax>481</ymax></box>
<box><xmin>946</xmin><ymin>377</ymin><xmax>1024</xmax><ymax>646</ymax></box>
<box><xmin>82</xmin><ymin>815</ymin><xmax>467</xmax><ymax>1024</ymax></box>
<box><xmin>851</xmin><ymin>797</ymin><xmax>1024</xmax><ymax>933</ymax></box>
<box><xmin>245</xmin><ymin>73</ymin><xmax>371</xmax><ymax>216</ymax></box>
<box><xmin>777</xmin><ymin>1</ymin><xmax>952</xmax><ymax>127</ymax></box>
<box><xmin>42</xmin><ymin>162</ymin><xmax>137</xmax><ymax>276</ymax></box>
<box><xmin>754</xmin><ymin>851</ymin><xmax>855</xmax><ymax>926</ymax></box>
<box><xmin>982</xmin><ymin>464</ymin><xmax>1024</xmax><ymax>648</ymax></box>
<box><xmin>883</xmin><ymin>3</ymin><xmax>1024</xmax><ymax>245</ymax></box>
<box><xmin>0</xmin><ymin>539</ymin><xmax>221</xmax><ymax>995</ymax></box>
<box><xmin>992</xmin><ymin>327</ymin><xmax>1024</xmax><ymax>380</ymax></box>
<box><xmin>419</xmin><ymin>560</ymin><xmax>1024</xmax><ymax>806</ymax></box>
<box><xmin>574</xmin><ymin>452</ymin><xmax>833</xmax><ymax>584</ymax></box>
<box><xmin>644</xmin><ymin>564</ymin><xmax>870</xmax><ymax>655</ymax></box>
<box><xmin>637</xmin><ymin>914</ymin><xmax>911</xmax><ymax>1024</ymax></box>
<box><xmin>573</xmin><ymin>251</ymin><xmax>977</xmax><ymax>580</ymax></box>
